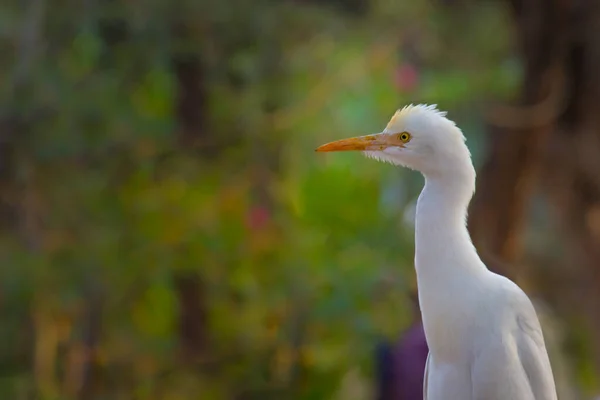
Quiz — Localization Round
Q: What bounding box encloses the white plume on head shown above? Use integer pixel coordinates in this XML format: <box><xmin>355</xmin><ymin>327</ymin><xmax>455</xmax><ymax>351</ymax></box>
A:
<box><xmin>385</xmin><ymin>104</ymin><xmax>449</xmax><ymax>130</ymax></box>
<box><xmin>383</xmin><ymin>104</ymin><xmax>463</xmax><ymax>142</ymax></box>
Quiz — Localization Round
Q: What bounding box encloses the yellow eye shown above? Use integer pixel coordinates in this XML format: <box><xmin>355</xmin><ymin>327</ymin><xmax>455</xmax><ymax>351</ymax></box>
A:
<box><xmin>398</xmin><ymin>132</ymin><xmax>411</xmax><ymax>143</ymax></box>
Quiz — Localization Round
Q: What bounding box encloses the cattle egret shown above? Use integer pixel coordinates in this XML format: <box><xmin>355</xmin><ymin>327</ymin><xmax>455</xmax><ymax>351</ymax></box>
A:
<box><xmin>316</xmin><ymin>105</ymin><xmax>557</xmax><ymax>400</ymax></box>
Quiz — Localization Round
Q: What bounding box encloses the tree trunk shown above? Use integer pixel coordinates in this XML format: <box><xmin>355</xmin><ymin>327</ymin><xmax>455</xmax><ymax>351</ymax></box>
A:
<box><xmin>468</xmin><ymin>0</ymin><xmax>568</xmax><ymax>281</ymax></box>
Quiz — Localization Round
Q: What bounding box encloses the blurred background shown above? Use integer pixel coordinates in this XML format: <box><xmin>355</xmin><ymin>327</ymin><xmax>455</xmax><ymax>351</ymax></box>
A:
<box><xmin>1</xmin><ymin>0</ymin><xmax>599</xmax><ymax>398</ymax></box>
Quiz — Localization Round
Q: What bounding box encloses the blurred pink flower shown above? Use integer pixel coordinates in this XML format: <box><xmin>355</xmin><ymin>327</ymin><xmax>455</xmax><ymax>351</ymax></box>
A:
<box><xmin>246</xmin><ymin>206</ymin><xmax>270</xmax><ymax>231</ymax></box>
<box><xmin>394</xmin><ymin>63</ymin><xmax>419</xmax><ymax>92</ymax></box>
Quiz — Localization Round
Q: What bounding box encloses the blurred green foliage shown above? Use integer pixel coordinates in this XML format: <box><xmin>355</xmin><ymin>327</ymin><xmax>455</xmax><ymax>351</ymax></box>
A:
<box><xmin>0</xmin><ymin>0</ymin><xmax>526</xmax><ymax>399</ymax></box>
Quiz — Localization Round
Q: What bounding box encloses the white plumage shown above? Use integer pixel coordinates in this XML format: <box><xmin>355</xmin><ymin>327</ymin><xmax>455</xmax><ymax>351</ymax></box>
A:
<box><xmin>316</xmin><ymin>104</ymin><xmax>557</xmax><ymax>400</ymax></box>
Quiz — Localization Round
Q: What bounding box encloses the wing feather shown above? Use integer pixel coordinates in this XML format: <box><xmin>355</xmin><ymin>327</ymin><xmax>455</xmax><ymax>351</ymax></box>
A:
<box><xmin>516</xmin><ymin>314</ymin><xmax>558</xmax><ymax>400</ymax></box>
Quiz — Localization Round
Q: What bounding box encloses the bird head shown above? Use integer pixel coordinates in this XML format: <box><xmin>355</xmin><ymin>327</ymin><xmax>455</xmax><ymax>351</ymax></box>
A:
<box><xmin>316</xmin><ymin>104</ymin><xmax>473</xmax><ymax>178</ymax></box>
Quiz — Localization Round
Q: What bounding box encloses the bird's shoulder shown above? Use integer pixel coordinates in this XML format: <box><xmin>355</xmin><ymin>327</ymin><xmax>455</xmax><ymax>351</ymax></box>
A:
<box><xmin>484</xmin><ymin>273</ymin><xmax>533</xmax><ymax>305</ymax></box>
<box><xmin>484</xmin><ymin>273</ymin><xmax>545</xmax><ymax>342</ymax></box>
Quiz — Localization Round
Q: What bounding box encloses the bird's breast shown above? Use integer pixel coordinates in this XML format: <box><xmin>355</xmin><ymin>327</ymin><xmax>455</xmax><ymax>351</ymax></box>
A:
<box><xmin>422</xmin><ymin>307</ymin><xmax>476</xmax><ymax>363</ymax></box>
<box><xmin>419</xmin><ymin>278</ymin><xmax>491</xmax><ymax>363</ymax></box>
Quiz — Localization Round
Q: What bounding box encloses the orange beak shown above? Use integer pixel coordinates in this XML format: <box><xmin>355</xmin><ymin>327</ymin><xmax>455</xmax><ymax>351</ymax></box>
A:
<box><xmin>315</xmin><ymin>134</ymin><xmax>391</xmax><ymax>152</ymax></box>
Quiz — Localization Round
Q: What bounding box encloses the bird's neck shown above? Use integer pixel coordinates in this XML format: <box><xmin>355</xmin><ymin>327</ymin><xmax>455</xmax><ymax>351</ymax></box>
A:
<box><xmin>414</xmin><ymin>170</ymin><xmax>485</xmax><ymax>286</ymax></box>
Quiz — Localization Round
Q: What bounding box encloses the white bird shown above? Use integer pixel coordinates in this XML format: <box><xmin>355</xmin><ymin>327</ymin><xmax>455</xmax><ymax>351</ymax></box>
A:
<box><xmin>316</xmin><ymin>104</ymin><xmax>557</xmax><ymax>400</ymax></box>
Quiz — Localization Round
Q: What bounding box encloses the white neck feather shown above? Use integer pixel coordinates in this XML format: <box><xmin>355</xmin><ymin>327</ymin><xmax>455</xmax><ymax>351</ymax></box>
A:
<box><xmin>414</xmin><ymin>166</ymin><xmax>486</xmax><ymax>293</ymax></box>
